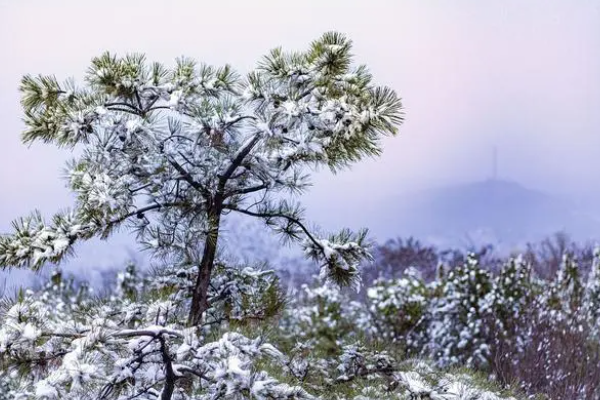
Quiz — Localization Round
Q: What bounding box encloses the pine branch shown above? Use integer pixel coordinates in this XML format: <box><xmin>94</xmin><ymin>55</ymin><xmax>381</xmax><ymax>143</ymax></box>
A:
<box><xmin>224</xmin><ymin>183</ymin><xmax>270</xmax><ymax>199</ymax></box>
<box><xmin>223</xmin><ymin>204</ymin><xmax>324</xmax><ymax>253</ymax></box>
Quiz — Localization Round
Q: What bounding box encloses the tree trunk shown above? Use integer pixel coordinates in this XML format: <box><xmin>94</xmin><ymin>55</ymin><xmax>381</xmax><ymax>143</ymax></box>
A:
<box><xmin>188</xmin><ymin>204</ymin><xmax>222</xmax><ymax>326</ymax></box>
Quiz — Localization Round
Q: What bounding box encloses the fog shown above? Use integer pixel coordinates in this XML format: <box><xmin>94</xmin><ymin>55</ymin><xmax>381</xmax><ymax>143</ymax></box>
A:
<box><xmin>1</xmin><ymin>1</ymin><xmax>599</xmax><ymax>282</ymax></box>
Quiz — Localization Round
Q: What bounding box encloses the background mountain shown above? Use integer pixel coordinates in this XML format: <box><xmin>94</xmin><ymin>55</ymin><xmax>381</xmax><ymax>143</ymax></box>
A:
<box><xmin>374</xmin><ymin>179</ymin><xmax>600</xmax><ymax>252</ymax></box>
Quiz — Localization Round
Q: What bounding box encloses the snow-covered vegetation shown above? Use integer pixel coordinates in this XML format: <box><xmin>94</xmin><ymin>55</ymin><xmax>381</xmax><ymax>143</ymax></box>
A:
<box><xmin>0</xmin><ymin>31</ymin><xmax>595</xmax><ymax>399</ymax></box>
<box><xmin>5</xmin><ymin>246</ymin><xmax>599</xmax><ymax>399</ymax></box>
<box><xmin>0</xmin><ymin>262</ymin><xmax>527</xmax><ymax>400</ymax></box>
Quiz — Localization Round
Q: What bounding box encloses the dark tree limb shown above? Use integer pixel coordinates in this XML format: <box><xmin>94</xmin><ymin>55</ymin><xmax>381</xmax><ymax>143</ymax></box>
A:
<box><xmin>159</xmin><ymin>336</ymin><xmax>176</xmax><ymax>400</ymax></box>
<box><xmin>223</xmin><ymin>204</ymin><xmax>325</xmax><ymax>254</ymax></box>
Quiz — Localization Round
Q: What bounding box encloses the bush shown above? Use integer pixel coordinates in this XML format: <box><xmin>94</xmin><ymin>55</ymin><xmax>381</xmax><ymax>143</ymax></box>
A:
<box><xmin>0</xmin><ymin>262</ymin><xmax>525</xmax><ymax>400</ymax></box>
<box><xmin>280</xmin><ymin>248</ymin><xmax>600</xmax><ymax>399</ymax></box>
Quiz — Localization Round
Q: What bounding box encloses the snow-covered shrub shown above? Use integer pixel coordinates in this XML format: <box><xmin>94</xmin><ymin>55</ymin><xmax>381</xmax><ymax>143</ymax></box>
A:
<box><xmin>364</xmin><ymin>267</ymin><xmax>429</xmax><ymax>355</ymax></box>
<box><xmin>484</xmin><ymin>256</ymin><xmax>537</xmax><ymax>333</ymax></box>
<box><xmin>113</xmin><ymin>262</ymin><xmax>145</xmax><ymax>301</ymax></box>
<box><xmin>427</xmin><ymin>255</ymin><xmax>493</xmax><ymax>369</ymax></box>
<box><xmin>584</xmin><ymin>249</ymin><xmax>600</xmax><ymax>338</ymax></box>
<box><xmin>279</xmin><ymin>282</ymin><xmax>365</xmax><ymax>355</ymax></box>
<box><xmin>280</xmin><ymin>250</ymin><xmax>600</xmax><ymax>399</ymax></box>
<box><xmin>0</xmin><ymin>267</ymin><xmax>312</xmax><ymax>400</ymax></box>
<box><xmin>480</xmin><ymin>256</ymin><xmax>539</xmax><ymax>375</ymax></box>
<box><xmin>0</xmin><ymin>266</ymin><xmax>529</xmax><ymax>400</ymax></box>
<box><xmin>506</xmin><ymin>254</ymin><xmax>600</xmax><ymax>399</ymax></box>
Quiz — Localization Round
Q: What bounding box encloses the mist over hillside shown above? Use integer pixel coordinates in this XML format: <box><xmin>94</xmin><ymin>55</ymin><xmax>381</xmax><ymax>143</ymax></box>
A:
<box><xmin>372</xmin><ymin>179</ymin><xmax>600</xmax><ymax>252</ymax></box>
<box><xmin>5</xmin><ymin>178</ymin><xmax>600</xmax><ymax>292</ymax></box>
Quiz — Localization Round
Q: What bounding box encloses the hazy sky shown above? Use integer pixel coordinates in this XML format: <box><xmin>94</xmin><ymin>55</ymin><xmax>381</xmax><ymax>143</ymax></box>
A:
<box><xmin>1</xmin><ymin>1</ymin><xmax>599</xmax><ymax>278</ymax></box>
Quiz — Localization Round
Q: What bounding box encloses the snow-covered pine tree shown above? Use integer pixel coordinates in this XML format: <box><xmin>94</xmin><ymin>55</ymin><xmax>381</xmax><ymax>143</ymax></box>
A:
<box><xmin>427</xmin><ymin>255</ymin><xmax>493</xmax><ymax>368</ymax></box>
<box><xmin>0</xmin><ymin>32</ymin><xmax>403</xmax><ymax>328</ymax></box>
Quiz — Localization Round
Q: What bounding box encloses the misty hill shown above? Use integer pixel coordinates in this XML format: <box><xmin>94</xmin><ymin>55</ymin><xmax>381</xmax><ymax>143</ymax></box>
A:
<box><xmin>382</xmin><ymin>179</ymin><xmax>600</xmax><ymax>251</ymax></box>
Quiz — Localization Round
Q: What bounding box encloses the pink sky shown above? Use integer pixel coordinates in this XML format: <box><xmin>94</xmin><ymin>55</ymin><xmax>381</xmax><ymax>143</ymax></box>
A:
<box><xmin>0</xmin><ymin>0</ymin><xmax>599</xmax><ymax>276</ymax></box>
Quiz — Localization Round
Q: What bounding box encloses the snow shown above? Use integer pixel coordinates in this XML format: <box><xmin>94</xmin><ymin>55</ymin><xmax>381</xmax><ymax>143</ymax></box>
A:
<box><xmin>35</xmin><ymin>381</ymin><xmax>59</xmax><ymax>399</ymax></box>
<box><xmin>167</xmin><ymin>90</ymin><xmax>183</xmax><ymax>107</ymax></box>
<box><xmin>21</xmin><ymin>323</ymin><xmax>40</xmax><ymax>341</ymax></box>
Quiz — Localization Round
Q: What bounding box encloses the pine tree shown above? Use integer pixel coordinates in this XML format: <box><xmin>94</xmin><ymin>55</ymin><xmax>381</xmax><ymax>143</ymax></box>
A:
<box><xmin>0</xmin><ymin>32</ymin><xmax>403</xmax><ymax>327</ymax></box>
